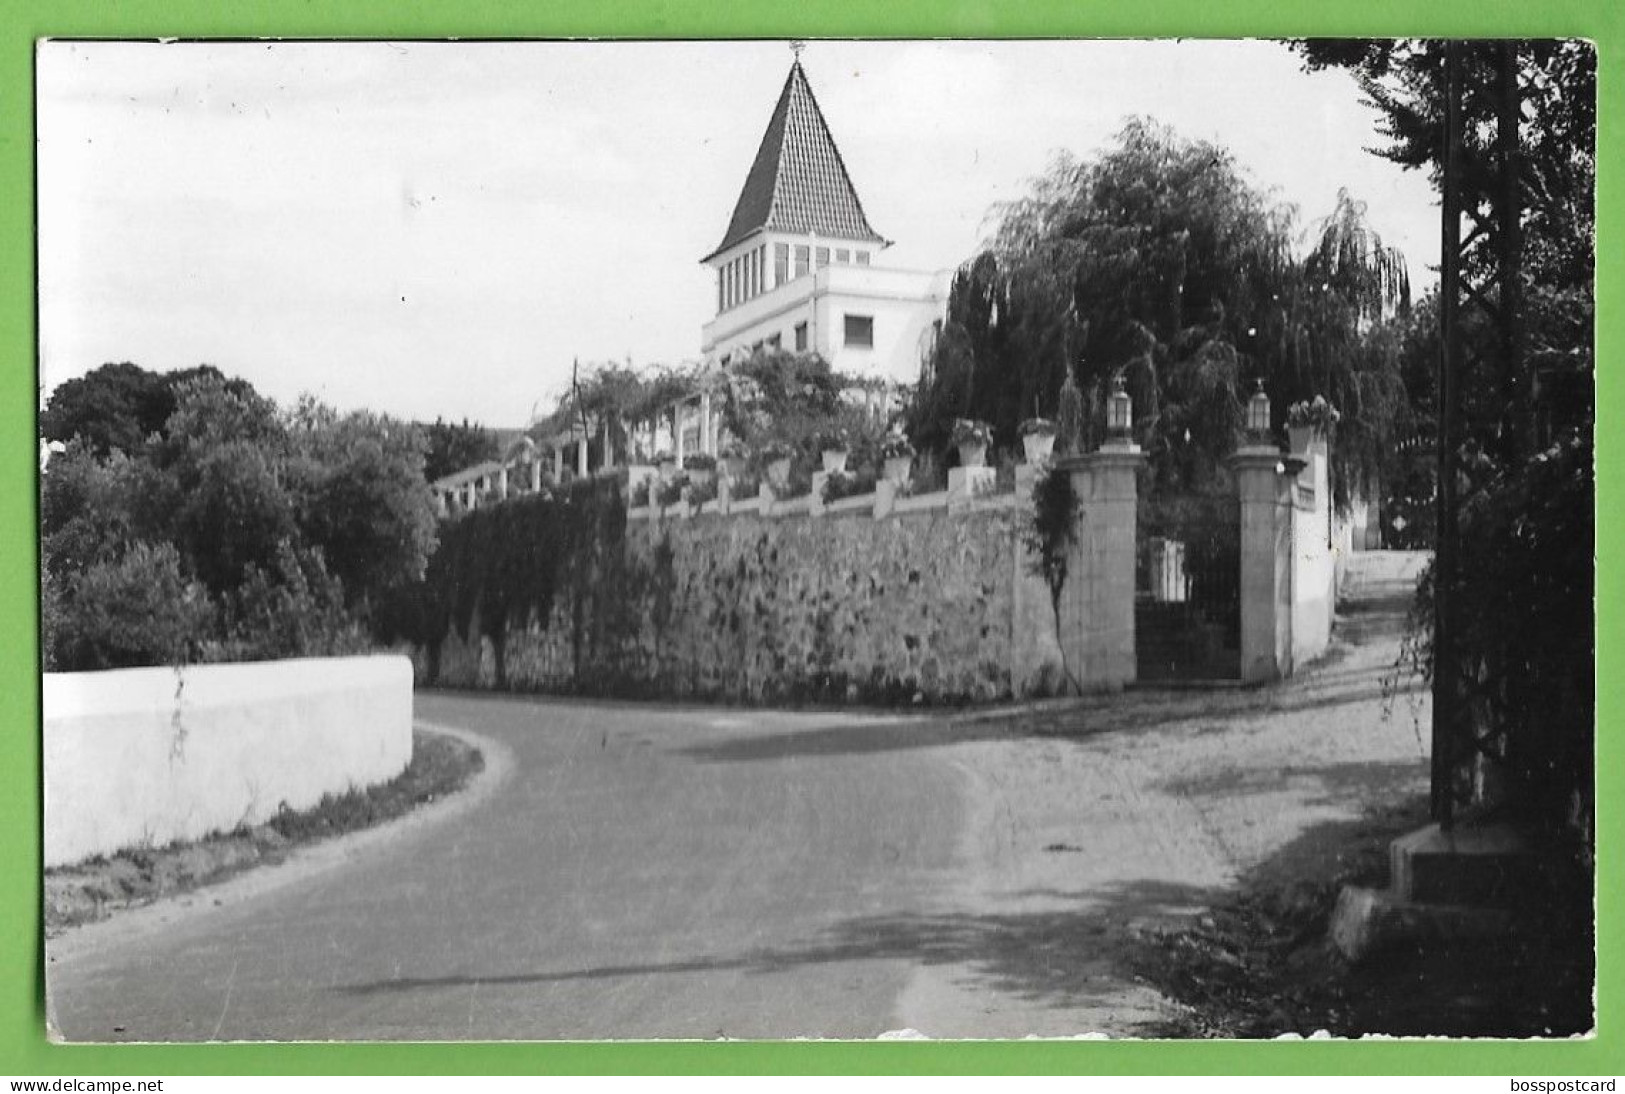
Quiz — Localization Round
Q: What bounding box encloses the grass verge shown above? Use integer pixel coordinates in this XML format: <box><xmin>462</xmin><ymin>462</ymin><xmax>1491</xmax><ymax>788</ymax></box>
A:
<box><xmin>45</xmin><ymin>728</ymin><xmax>483</xmax><ymax>935</ymax></box>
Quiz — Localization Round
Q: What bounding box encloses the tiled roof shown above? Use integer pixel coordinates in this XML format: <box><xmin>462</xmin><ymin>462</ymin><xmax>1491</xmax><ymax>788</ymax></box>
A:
<box><xmin>704</xmin><ymin>61</ymin><xmax>886</xmax><ymax>262</ymax></box>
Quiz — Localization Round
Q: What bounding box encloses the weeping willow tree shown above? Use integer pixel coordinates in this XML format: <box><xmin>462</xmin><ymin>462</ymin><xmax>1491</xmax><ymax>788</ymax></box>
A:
<box><xmin>906</xmin><ymin>118</ymin><xmax>1412</xmax><ymax>505</ymax></box>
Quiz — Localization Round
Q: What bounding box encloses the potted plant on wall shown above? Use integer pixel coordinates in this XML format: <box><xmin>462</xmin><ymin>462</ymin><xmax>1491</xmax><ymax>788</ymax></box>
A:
<box><xmin>719</xmin><ymin>443</ymin><xmax>748</xmax><ymax>483</ymax></box>
<box><xmin>1018</xmin><ymin>418</ymin><xmax>1056</xmax><ymax>464</ymax></box>
<box><xmin>950</xmin><ymin>418</ymin><xmax>994</xmax><ymax>468</ymax></box>
<box><xmin>759</xmin><ymin>441</ymin><xmax>793</xmax><ymax>492</ymax></box>
<box><xmin>657</xmin><ymin>451</ymin><xmax>678</xmax><ymax>481</ymax></box>
<box><xmin>880</xmin><ymin>433</ymin><xmax>915</xmax><ymax>484</ymax></box>
<box><xmin>683</xmin><ymin>452</ymin><xmax>716</xmax><ymax>487</ymax></box>
<box><xmin>1286</xmin><ymin>395</ymin><xmax>1340</xmax><ymax>455</ymax></box>
<box><xmin>816</xmin><ymin>427</ymin><xmax>850</xmax><ymax>474</ymax></box>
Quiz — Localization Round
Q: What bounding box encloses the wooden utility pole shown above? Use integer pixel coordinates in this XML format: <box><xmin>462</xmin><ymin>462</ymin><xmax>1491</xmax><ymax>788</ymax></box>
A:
<box><xmin>1432</xmin><ymin>41</ymin><xmax>1463</xmax><ymax>830</ymax></box>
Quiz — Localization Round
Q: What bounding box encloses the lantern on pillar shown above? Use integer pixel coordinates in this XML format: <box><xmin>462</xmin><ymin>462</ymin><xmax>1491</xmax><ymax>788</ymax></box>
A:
<box><xmin>1107</xmin><ymin>372</ymin><xmax>1133</xmax><ymax>443</ymax></box>
<box><xmin>1246</xmin><ymin>378</ymin><xmax>1272</xmax><ymax>444</ymax></box>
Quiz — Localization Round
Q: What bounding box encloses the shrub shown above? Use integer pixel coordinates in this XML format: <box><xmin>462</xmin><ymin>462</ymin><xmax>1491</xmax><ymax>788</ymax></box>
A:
<box><xmin>1019</xmin><ymin>417</ymin><xmax>1056</xmax><ymax>437</ymax></box>
<box><xmin>689</xmin><ymin>476</ymin><xmax>719</xmax><ymax>507</ymax></box>
<box><xmin>656</xmin><ymin>474</ymin><xmax>688</xmax><ymax>508</ymax></box>
<box><xmin>879</xmin><ymin>434</ymin><xmax>916</xmax><ymax>460</ymax></box>
<box><xmin>208</xmin><ymin>543</ymin><xmax>368</xmax><ymax>663</ymax></box>
<box><xmin>49</xmin><ymin>542</ymin><xmax>215</xmax><ymax>671</ymax></box>
<box><xmin>821</xmin><ymin>468</ymin><xmax>877</xmax><ymax>504</ymax></box>
<box><xmin>683</xmin><ymin>453</ymin><xmax>716</xmax><ymax>471</ymax></box>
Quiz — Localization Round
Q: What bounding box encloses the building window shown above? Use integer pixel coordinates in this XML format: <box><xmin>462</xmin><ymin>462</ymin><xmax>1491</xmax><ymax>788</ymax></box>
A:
<box><xmin>717</xmin><ymin>271</ymin><xmax>725</xmax><ymax>313</ymax></box>
<box><xmin>844</xmin><ymin>314</ymin><xmax>874</xmax><ymax>348</ymax></box>
<box><xmin>794</xmin><ymin>245</ymin><xmax>810</xmax><ymax>278</ymax></box>
<box><xmin>855</xmin><ymin>251</ymin><xmax>871</xmax><ymax>266</ymax></box>
<box><xmin>815</xmin><ymin>246</ymin><xmax>829</xmax><ymax>268</ymax></box>
<box><xmin>774</xmin><ymin>243</ymin><xmax>789</xmax><ymax>286</ymax></box>
<box><xmin>767</xmin><ymin>333</ymin><xmax>781</xmax><ymax>350</ymax></box>
<box><xmin>757</xmin><ymin>245</ymin><xmax>767</xmax><ymax>295</ymax></box>
<box><xmin>835</xmin><ymin>248</ymin><xmax>850</xmax><ymax>264</ymax></box>
<box><xmin>794</xmin><ymin>322</ymin><xmax>808</xmax><ymax>352</ymax></box>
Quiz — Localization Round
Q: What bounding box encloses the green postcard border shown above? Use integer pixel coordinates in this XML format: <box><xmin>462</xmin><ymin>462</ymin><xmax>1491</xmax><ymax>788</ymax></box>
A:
<box><xmin>1</xmin><ymin>0</ymin><xmax>1617</xmax><ymax>1077</ymax></box>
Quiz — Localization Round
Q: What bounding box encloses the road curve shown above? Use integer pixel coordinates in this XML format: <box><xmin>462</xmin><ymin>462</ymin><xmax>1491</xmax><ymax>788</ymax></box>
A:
<box><xmin>47</xmin><ymin>695</ymin><xmax>969</xmax><ymax>1041</ymax></box>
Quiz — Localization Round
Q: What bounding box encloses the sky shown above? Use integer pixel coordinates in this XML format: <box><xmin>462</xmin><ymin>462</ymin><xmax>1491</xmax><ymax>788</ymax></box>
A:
<box><xmin>37</xmin><ymin>39</ymin><xmax>1441</xmax><ymax>428</ymax></box>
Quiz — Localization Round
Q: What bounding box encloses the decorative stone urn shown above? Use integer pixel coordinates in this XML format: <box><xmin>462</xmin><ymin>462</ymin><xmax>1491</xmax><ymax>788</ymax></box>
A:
<box><xmin>722</xmin><ymin>454</ymin><xmax>748</xmax><ymax>482</ymax></box>
<box><xmin>821</xmin><ymin>448</ymin><xmax>849</xmax><ymax>475</ymax></box>
<box><xmin>956</xmin><ymin>442</ymin><xmax>988</xmax><ymax>469</ymax></box>
<box><xmin>883</xmin><ymin>455</ymin><xmax>913</xmax><ymax>484</ymax></box>
<box><xmin>766</xmin><ymin>456</ymin><xmax>793</xmax><ymax>491</ymax></box>
<box><xmin>1022</xmin><ymin>432</ymin><xmax>1056</xmax><ymax>464</ymax></box>
<box><xmin>1288</xmin><ymin>424</ymin><xmax>1317</xmax><ymax>458</ymax></box>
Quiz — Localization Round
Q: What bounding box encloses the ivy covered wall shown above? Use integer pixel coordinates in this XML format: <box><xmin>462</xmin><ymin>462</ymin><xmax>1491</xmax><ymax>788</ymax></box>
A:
<box><xmin>403</xmin><ymin>478</ymin><xmax>1042</xmax><ymax>705</ymax></box>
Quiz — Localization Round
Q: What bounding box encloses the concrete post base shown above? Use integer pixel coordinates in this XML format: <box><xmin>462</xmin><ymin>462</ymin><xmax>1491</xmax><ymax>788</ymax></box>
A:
<box><xmin>1328</xmin><ymin>820</ymin><xmax>1536</xmax><ymax>963</ymax></box>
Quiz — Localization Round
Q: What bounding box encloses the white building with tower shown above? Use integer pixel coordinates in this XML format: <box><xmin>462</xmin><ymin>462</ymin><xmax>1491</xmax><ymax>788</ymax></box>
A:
<box><xmin>432</xmin><ymin>50</ymin><xmax>951</xmax><ymax>511</ymax></box>
<box><xmin>699</xmin><ymin>55</ymin><xmax>950</xmax><ymax>384</ymax></box>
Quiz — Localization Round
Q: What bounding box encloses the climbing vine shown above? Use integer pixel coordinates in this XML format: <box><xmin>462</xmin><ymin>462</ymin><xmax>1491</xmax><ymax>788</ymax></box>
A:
<box><xmin>1023</xmin><ymin>464</ymin><xmax>1083</xmax><ymax>692</ymax></box>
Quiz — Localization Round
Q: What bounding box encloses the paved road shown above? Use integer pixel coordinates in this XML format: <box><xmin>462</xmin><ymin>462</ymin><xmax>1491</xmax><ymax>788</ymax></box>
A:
<box><xmin>48</xmin><ymin>699</ymin><xmax>972</xmax><ymax>1041</ymax></box>
<box><xmin>47</xmin><ymin>551</ymin><xmax>1430</xmax><ymax>1041</ymax></box>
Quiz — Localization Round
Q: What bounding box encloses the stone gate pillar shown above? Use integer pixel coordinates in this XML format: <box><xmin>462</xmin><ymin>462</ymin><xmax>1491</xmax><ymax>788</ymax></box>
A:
<box><xmin>1231</xmin><ymin>445</ymin><xmax>1299</xmax><ymax>683</ymax></box>
<box><xmin>1055</xmin><ymin>438</ymin><xmax>1144</xmax><ymax>692</ymax></box>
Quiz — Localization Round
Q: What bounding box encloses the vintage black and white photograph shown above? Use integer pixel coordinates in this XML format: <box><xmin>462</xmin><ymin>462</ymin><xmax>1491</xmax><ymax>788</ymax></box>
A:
<box><xmin>37</xmin><ymin>38</ymin><xmax>1594</xmax><ymax>1041</ymax></box>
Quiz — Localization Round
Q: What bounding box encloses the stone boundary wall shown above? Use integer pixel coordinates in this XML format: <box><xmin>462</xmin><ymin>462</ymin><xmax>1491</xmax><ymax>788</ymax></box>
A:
<box><xmin>429</xmin><ymin>483</ymin><xmax>1068</xmax><ymax>705</ymax></box>
<box><xmin>44</xmin><ymin>655</ymin><xmax>414</xmax><ymax>868</ymax></box>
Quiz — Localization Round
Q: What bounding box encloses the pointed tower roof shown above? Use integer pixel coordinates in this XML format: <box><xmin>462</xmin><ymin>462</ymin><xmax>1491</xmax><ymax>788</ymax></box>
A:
<box><xmin>703</xmin><ymin>60</ymin><xmax>887</xmax><ymax>263</ymax></box>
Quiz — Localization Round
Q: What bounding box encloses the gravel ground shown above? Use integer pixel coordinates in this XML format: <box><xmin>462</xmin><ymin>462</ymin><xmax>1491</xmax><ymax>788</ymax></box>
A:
<box><xmin>894</xmin><ymin>551</ymin><xmax>1439</xmax><ymax>1037</ymax></box>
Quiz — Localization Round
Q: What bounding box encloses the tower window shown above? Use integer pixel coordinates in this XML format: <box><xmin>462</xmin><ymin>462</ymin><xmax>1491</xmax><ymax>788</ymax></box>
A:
<box><xmin>844</xmin><ymin>314</ymin><xmax>874</xmax><ymax>348</ymax></box>
<box><xmin>815</xmin><ymin>246</ymin><xmax>830</xmax><ymax>268</ymax></box>
<box><xmin>835</xmin><ymin>248</ymin><xmax>850</xmax><ymax>264</ymax></box>
<box><xmin>794</xmin><ymin>245</ymin><xmax>810</xmax><ymax>278</ymax></box>
<box><xmin>774</xmin><ymin>243</ymin><xmax>789</xmax><ymax>286</ymax></box>
<box><xmin>855</xmin><ymin>251</ymin><xmax>871</xmax><ymax>267</ymax></box>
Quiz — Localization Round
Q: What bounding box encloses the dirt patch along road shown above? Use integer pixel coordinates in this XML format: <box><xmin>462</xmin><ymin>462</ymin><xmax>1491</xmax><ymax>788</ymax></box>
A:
<box><xmin>46</xmin><ymin>552</ymin><xmax>1430</xmax><ymax>1041</ymax></box>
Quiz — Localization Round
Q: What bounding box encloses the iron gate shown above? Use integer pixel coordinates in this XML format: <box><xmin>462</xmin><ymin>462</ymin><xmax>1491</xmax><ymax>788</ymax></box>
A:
<box><xmin>1135</xmin><ymin>492</ymin><xmax>1241</xmax><ymax>682</ymax></box>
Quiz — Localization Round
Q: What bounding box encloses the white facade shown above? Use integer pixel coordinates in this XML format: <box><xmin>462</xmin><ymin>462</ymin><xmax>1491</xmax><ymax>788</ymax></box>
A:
<box><xmin>701</xmin><ymin>233</ymin><xmax>948</xmax><ymax>384</ymax></box>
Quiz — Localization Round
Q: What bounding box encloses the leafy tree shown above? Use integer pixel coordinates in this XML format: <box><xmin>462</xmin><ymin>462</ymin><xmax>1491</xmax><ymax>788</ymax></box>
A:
<box><xmin>424</xmin><ymin>417</ymin><xmax>500</xmax><ymax>483</ymax></box>
<box><xmin>286</xmin><ymin>399</ymin><xmax>438</xmax><ymax>612</ymax></box>
<box><xmin>1297</xmin><ymin>40</ymin><xmax>1595</xmax><ymax>833</ymax></box>
<box><xmin>41</xmin><ymin>362</ymin><xmax>260</xmax><ymax>457</ymax></box>
<box><xmin>173</xmin><ymin>440</ymin><xmax>297</xmax><ymax>595</ymax></box>
<box><xmin>41</xmin><ymin>364</ymin><xmax>441</xmax><ymax>669</ymax></box>
<box><xmin>39</xmin><ymin>362</ymin><xmax>173</xmax><ymax>457</ymax></box>
<box><xmin>907</xmin><ymin>118</ymin><xmax>1411</xmax><ymax>502</ymax></box>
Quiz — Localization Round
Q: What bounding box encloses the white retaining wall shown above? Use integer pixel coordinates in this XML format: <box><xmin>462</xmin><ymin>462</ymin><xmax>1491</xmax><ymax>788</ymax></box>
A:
<box><xmin>44</xmin><ymin>655</ymin><xmax>414</xmax><ymax>869</ymax></box>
